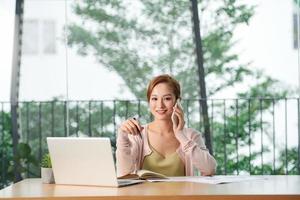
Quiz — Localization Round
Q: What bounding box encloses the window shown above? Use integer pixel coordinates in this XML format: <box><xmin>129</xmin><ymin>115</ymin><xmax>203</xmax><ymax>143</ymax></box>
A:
<box><xmin>42</xmin><ymin>20</ymin><xmax>56</xmax><ymax>54</ymax></box>
<box><xmin>22</xmin><ymin>19</ymin><xmax>56</xmax><ymax>55</ymax></box>
<box><xmin>293</xmin><ymin>13</ymin><xmax>299</xmax><ymax>49</ymax></box>
<box><xmin>22</xmin><ymin>19</ymin><xmax>38</xmax><ymax>54</ymax></box>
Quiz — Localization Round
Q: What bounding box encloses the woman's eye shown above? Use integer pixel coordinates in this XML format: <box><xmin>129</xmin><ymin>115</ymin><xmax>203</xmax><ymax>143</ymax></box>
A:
<box><xmin>164</xmin><ymin>97</ymin><xmax>172</xmax><ymax>101</ymax></box>
<box><xmin>151</xmin><ymin>98</ymin><xmax>157</xmax><ymax>101</ymax></box>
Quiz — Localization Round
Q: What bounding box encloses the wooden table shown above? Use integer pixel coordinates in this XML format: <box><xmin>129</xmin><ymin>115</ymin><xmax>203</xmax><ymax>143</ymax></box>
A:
<box><xmin>0</xmin><ymin>176</ymin><xmax>300</xmax><ymax>199</ymax></box>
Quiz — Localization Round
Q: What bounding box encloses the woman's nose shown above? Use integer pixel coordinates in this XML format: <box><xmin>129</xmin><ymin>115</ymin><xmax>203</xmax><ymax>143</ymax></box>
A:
<box><xmin>157</xmin><ymin>99</ymin><xmax>165</xmax><ymax>108</ymax></box>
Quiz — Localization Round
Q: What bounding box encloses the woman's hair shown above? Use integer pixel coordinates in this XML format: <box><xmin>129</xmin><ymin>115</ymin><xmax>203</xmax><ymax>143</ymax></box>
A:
<box><xmin>146</xmin><ymin>74</ymin><xmax>181</xmax><ymax>102</ymax></box>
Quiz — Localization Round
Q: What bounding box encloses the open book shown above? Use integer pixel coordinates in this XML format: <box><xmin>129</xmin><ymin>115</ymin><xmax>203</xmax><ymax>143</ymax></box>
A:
<box><xmin>118</xmin><ymin>169</ymin><xmax>168</xmax><ymax>180</ymax></box>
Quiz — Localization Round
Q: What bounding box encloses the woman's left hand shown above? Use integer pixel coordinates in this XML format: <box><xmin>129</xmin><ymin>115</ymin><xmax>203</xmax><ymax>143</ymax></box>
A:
<box><xmin>172</xmin><ymin>104</ymin><xmax>185</xmax><ymax>134</ymax></box>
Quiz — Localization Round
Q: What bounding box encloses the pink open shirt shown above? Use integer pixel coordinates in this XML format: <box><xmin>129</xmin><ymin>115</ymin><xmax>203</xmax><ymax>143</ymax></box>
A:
<box><xmin>116</xmin><ymin>125</ymin><xmax>217</xmax><ymax>177</ymax></box>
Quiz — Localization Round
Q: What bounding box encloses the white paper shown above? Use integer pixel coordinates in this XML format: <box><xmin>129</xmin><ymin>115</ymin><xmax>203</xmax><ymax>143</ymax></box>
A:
<box><xmin>147</xmin><ymin>175</ymin><xmax>267</xmax><ymax>184</ymax></box>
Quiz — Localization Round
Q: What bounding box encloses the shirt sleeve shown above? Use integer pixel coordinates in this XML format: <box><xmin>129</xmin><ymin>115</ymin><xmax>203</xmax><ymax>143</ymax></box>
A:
<box><xmin>175</xmin><ymin>128</ymin><xmax>217</xmax><ymax>176</ymax></box>
<box><xmin>115</xmin><ymin>130</ymin><xmax>139</xmax><ymax>177</ymax></box>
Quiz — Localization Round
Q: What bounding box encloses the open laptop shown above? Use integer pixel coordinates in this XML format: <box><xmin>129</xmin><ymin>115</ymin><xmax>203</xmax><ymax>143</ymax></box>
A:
<box><xmin>47</xmin><ymin>137</ymin><xmax>144</xmax><ymax>187</ymax></box>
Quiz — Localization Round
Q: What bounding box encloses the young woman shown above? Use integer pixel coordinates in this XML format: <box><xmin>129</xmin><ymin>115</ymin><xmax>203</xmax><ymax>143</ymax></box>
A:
<box><xmin>116</xmin><ymin>74</ymin><xmax>217</xmax><ymax>177</ymax></box>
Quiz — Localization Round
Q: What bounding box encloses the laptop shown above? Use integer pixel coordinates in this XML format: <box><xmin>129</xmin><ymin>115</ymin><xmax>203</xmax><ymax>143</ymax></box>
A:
<box><xmin>47</xmin><ymin>137</ymin><xmax>144</xmax><ymax>187</ymax></box>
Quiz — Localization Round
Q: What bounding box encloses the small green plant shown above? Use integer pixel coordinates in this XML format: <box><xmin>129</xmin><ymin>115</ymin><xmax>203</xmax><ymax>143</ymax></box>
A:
<box><xmin>41</xmin><ymin>153</ymin><xmax>52</xmax><ymax>168</ymax></box>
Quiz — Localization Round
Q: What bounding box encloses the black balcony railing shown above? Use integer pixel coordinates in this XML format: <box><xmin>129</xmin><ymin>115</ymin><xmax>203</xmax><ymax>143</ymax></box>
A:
<box><xmin>0</xmin><ymin>98</ymin><xmax>300</xmax><ymax>188</ymax></box>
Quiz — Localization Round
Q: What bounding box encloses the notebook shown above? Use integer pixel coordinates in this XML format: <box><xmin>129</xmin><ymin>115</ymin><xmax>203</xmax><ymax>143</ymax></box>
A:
<box><xmin>47</xmin><ymin>137</ymin><xmax>144</xmax><ymax>187</ymax></box>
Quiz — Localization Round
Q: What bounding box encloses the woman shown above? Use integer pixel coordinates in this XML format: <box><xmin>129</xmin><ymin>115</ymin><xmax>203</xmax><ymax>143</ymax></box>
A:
<box><xmin>116</xmin><ymin>74</ymin><xmax>217</xmax><ymax>177</ymax></box>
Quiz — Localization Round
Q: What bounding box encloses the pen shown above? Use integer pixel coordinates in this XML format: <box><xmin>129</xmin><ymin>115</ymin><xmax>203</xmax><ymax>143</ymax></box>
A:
<box><xmin>133</xmin><ymin>116</ymin><xmax>143</xmax><ymax>139</ymax></box>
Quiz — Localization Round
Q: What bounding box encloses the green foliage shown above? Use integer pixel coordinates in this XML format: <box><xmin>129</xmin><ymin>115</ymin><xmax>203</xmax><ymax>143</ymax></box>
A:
<box><xmin>41</xmin><ymin>153</ymin><xmax>52</xmax><ymax>168</ymax></box>
<box><xmin>67</xmin><ymin>0</ymin><xmax>256</xmax><ymax>100</ymax></box>
<box><xmin>0</xmin><ymin>111</ymin><xmax>38</xmax><ymax>189</ymax></box>
<box><xmin>275</xmin><ymin>147</ymin><xmax>299</xmax><ymax>175</ymax></box>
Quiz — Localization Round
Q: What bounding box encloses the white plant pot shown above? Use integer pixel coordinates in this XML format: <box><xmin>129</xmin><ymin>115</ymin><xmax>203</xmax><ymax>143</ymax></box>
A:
<box><xmin>41</xmin><ymin>167</ymin><xmax>55</xmax><ymax>184</ymax></box>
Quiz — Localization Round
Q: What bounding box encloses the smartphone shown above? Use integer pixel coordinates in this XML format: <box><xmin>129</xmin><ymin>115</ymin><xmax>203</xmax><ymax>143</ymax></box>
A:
<box><xmin>171</xmin><ymin>99</ymin><xmax>181</xmax><ymax>126</ymax></box>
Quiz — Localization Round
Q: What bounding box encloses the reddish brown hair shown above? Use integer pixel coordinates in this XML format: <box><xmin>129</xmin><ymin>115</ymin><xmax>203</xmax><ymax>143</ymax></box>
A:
<box><xmin>146</xmin><ymin>74</ymin><xmax>181</xmax><ymax>102</ymax></box>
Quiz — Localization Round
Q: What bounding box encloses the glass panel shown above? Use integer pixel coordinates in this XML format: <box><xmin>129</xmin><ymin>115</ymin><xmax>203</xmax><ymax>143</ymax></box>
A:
<box><xmin>2</xmin><ymin>0</ymin><xmax>297</xmax><ymax>183</ymax></box>
<box><xmin>199</xmin><ymin>0</ymin><xmax>299</xmax><ymax>175</ymax></box>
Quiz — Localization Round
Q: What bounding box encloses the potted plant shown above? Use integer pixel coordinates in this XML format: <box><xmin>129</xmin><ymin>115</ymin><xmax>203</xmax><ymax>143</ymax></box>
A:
<box><xmin>41</xmin><ymin>153</ymin><xmax>55</xmax><ymax>184</ymax></box>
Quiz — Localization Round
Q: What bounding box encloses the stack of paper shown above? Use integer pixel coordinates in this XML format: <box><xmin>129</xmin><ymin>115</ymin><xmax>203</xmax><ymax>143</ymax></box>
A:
<box><xmin>147</xmin><ymin>175</ymin><xmax>267</xmax><ymax>184</ymax></box>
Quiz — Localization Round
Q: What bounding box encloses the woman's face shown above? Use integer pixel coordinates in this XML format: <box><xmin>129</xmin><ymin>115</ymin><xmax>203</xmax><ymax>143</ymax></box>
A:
<box><xmin>149</xmin><ymin>83</ymin><xmax>176</xmax><ymax>121</ymax></box>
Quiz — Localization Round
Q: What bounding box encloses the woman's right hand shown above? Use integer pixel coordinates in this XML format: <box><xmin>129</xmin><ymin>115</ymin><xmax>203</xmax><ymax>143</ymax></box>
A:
<box><xmin>118</xmin><ymin>118</ymin><xmax>144</xmax><ymax>135</ymax></box>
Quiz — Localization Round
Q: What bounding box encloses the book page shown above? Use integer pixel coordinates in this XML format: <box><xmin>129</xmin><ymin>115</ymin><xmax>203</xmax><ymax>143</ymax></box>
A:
<box><xmin>118</xmin><ymin>174</ymin><xmax>139</xmax><ymax>180</ymax></box>
<box><xmin>137</xmin><ymin>170</ymin><xmax>168</xmax><ymax>179</ymax></box>
<box><xmin>147</xmin><ymin>175</ymin><xmax>267</xmax><ymax>184</ymax></box>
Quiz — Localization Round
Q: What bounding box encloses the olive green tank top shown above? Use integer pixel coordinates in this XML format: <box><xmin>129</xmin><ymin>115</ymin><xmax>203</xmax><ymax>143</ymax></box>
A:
<box><xmin>142</xmin><ymin>140</ymin><xmax>185</xmax><ymax>176</ymax></box>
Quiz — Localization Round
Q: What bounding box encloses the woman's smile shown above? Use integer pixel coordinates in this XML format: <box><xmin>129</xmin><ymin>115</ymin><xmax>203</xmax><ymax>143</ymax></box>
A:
<box><xmin>156</xmin><ymin>109</ymin><xmax>168</xmax><ymax>115</ymax></box>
